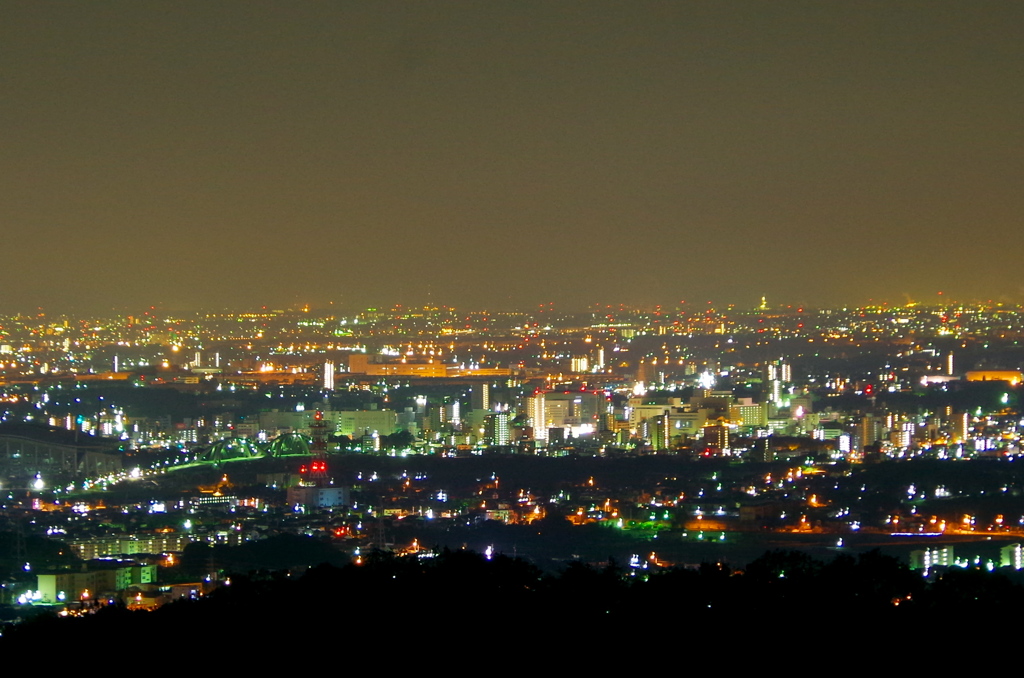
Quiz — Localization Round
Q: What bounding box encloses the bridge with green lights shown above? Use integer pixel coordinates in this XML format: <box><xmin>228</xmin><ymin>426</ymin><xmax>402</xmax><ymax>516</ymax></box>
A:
<box><xmin>197</xmin><ymin>432</ymin><xmax>313</xmax><ymax>463</ymax></box>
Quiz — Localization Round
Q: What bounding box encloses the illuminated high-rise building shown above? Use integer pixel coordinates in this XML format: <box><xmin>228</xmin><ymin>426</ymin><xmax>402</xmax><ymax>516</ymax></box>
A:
<box><xmin>445</xmin><ymin>400</ymin><xmax>461</xmax><ymax>429</ymax></box>
<box><xmin>702</xmin><ymin>422</ymin><xmax>729</xmax><ymax>451</ymax></box>
<box><xmin>527</xmin><ymin>389</ymin><xmax>603</xmax><ymax>443</ymax></box>
<box><xmin>470</xmin><ymin>383</ymin><xmax>490</xmax><ymax>411</ymax></box>
<box><xmin>485</xmin><ymin>412</ymin><xmax>511</xmax><ymax>446</ymax></box>
<box><xmin>323</xmin><ymin>360</ymin><xmax>335</xmax><ymax>391</ymax></box>
<box><xmin>729</xmin><ymin>402</ymin><xmax>768</xmax><ymax>430</ymax></box>
<box><xmin>647</xmin><ymin>413</ymin><xmax>671</xmax><ymax>450</ymax></box>
<box><xmin>858</xmin><ymin>415</ymin><xmax>881</xmax><ymax>451</ymax></box>
<box><xmin>528</xmin><ymin>393</ymin><xmax>547</xmax><ymax>443</ymax></box>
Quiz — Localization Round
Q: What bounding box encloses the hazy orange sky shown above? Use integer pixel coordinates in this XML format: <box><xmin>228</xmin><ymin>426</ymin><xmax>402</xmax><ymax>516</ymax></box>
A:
<box><xmin>2</xmin><ymin>2</ymin><xmax>1022</xmax><ymax>312</ymax></box>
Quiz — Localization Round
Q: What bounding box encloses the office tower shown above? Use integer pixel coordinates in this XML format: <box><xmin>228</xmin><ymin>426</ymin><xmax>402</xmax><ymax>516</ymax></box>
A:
<box><xmin>323</xmin><ymin>360</ymin><xmax>335</xmax><ymax>391</ymax></box>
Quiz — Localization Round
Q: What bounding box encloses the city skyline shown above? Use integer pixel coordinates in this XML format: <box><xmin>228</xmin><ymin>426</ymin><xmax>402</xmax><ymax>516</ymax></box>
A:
<box><xmin>1</xmin><ymin>294</ymin><xmax>1020</xmax><ymax>317</ymax></box>
<box><xmin>3</xmin><ymin>2</ymin><xmax>1023</xmax><ymax>313</ymax></box>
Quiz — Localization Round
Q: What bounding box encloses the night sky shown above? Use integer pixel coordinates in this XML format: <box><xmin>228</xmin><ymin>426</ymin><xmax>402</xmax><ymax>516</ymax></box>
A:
<box><xmin>2</xmin><ymin>2</ymin><xmax>1022</xmax><ymax>313</ymax></box>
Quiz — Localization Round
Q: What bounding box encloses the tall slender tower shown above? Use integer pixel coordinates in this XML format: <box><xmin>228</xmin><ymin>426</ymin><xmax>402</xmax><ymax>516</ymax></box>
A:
<box><xmin>306</xmin><ymin>410</ymin><xmax>330</xmax><ymax>485</ymax></box>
